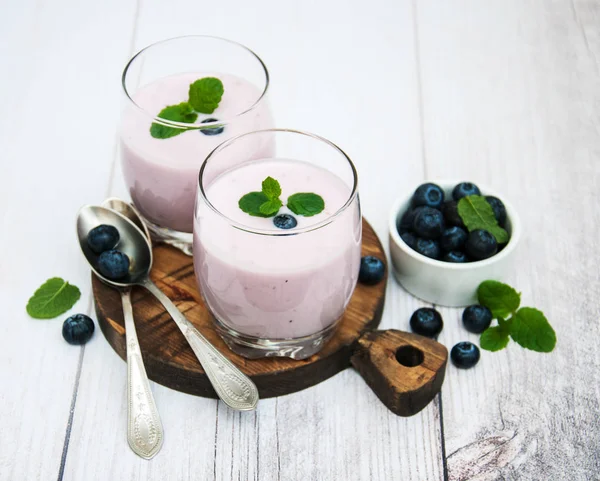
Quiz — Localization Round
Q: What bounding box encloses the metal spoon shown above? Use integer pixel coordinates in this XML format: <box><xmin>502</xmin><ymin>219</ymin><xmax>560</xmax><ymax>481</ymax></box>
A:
<box><xmin>101</xmin><ymin>198</ymin><xmax>151</xmax><ymax>242</ymax></box>
<box><xmin>76</xmin><ymin>205</ymin><xmax>259</xmax><ymax>412</ymax></box>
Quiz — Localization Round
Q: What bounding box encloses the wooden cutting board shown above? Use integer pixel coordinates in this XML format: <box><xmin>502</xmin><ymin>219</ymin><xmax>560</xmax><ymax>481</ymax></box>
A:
<box><xmin>93</xmin><ymin>219</ymin><xmax>447</xmax><ymax>416</ymax></box>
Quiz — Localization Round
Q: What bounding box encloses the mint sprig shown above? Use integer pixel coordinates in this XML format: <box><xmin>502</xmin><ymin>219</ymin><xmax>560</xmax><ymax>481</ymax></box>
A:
<box><xmin>457</xmin><ymin>195</ymin><xmax>509</xmax><ymax>244</ymax></box>
<box><xmin>238</xmin><ymin>176</ymin><xmax>325</xmax><ymax>219</ymax></box>
<box><xmin>477</xmin><ymin>280</ymin><xmax>556</xmax><ymax>353</ymax></box>
<box><xmin>26</xmin><ymin>277</ymin><xmax>81</xmax><ymax>319</ymax></box>
<box><xmin>188</xmin><ymin>77</ymin><xmax>224</xmax><ymax>114</ymax></box>
<box><xmin>150</xmin><ymin>102</ymin><xmax>198</xmax><ymax>139</ymax></box>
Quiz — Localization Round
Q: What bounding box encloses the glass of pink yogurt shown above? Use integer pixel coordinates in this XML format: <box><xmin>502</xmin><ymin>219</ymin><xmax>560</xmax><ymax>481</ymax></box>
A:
<box><xmin>194</xmin><ymin>129</ymin><xmax>362</xmax><ymax>359</ymax></box>
<box><xmin>119</xmin><ymin>36</ymin><xmax>274</xmax><ymax>253</ymax></box>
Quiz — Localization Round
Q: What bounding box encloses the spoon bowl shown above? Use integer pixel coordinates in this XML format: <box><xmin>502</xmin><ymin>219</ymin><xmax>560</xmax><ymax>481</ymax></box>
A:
<box><xmin>101</xmin><ymin>198</ymin><xmax>152</xmax><ymax>242</ymax></box>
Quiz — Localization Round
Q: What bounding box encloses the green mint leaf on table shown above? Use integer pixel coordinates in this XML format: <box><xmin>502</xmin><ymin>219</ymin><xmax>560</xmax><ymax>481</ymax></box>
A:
<box><xmin>150</xmin><ymin>102</ymin><xmax>198</xmax><ymax>139</ymax></box>
<box><xmin>477</xmin><ymin>280</ymin><xmax>521</xmax><ymax>319</ymax></box>
<box><xmin>457</xmin><ymin>195</ymin><xmax>509</xmax><ymax>244</ymax></box>
<box><xmin>188</xmin><ymin>77</ymin><xmax>224</xmax><ymax>114</ymax></box>
<box><xmin>262</xmin><ymin>176</ymin><xmax>282</xmax><ymax>201</ymax></box>
<box><xmin>26</xmin><ymin>277</ymin><xmax>81</xmax><ymax>319</ymax></box>
<box><xmin>239</xmin><ymin>192</ymin><xmax>272</xmax><ymax>217</ymax></box>
<box><xmin>259</xmin><ymin>199</ymin><xmax>283</xmax><ymax>216</ymax></box>
<box><xmin>510</xmin><ymin>307</ymin><xmax>557</xmax><ymax>352</ymax></box>
<box><xmin>480</xmin><ymin>324</ymin><xmax>510</xmax><ymax>352</ymax></box>
<box><xmin>287</xmin><ymin>193</ymin><xmax>325</xmax><ymax>217</ymax></box>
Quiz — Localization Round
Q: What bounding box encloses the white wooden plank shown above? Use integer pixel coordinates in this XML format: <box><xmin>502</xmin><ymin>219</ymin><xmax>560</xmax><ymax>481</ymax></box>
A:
<box><xmin>416</xmin><ymin>0</ymin><xmax>600</xmax><ymax>479</ymax></box>
<box><xmin>64</xmin><ymin>0</ymin><xmax>445</xmax><ymax>480</ymax></box>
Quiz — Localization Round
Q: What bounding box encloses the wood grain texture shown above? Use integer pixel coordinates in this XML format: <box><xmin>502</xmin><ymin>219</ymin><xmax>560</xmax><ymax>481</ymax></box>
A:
<box><xmin>93</xmin><ymin>219</ymin><xmax>387</xmax><ymax>398</ymax></box>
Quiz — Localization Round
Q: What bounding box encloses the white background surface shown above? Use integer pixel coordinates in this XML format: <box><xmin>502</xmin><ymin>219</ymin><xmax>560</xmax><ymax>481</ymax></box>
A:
<box><xmin>1</xmin><ymin>0</ymin><xmax>599</xmax><ymax>480</ymax></box>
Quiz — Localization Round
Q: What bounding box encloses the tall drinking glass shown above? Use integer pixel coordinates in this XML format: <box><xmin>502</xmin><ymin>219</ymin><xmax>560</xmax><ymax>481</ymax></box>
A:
<box><xmin>194</xmin><ymin>129</ymin><xmax>362</xmax><ymax>359</ymax></box>
<box><xmin>119</xmin><ymin>36</ymin><xmax>274</xmax><ymax>253</ymax></box>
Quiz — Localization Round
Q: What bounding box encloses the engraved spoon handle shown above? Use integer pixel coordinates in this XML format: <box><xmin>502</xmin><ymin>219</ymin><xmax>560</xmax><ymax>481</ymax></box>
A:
<box><xmin>122</xmin><ymin>288</ymin><xmax>164</xmax><ymax>459</ymax></box>
<box><xmin>141</xmin><ymin>278</ymin><xmax>259</xmax><ymax>411</ymax></box>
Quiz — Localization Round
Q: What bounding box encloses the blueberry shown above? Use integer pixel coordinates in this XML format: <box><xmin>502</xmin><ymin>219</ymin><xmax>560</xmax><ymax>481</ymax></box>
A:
<box><xmin>440</xmin><ymin>226</ymin><xmax>468</xmax><ymax>252</ymax></box>
<box><xmin>462</xmin><ymin>305</ymin><xmax>493</xmax><ymax>333</ymax></box>
<box><xmin>452</xmin><ymin>182</ymin><xmax>481</xmax><ymax>200</ymax></box>
<box><xmin>451</xmin><ymin>342</ymin><xmax>480</xmax><ymax>369</ymax></box>
<box><xmin>441</xmin><ymin>251</ymin><xmax>468</xmax><ymax>263</ymax></box>
<box><xmin>62</xmin><ymin>314</ymin><xmax>95</xmax><ymax>345</ymax></box>
<box><xmin>413</xmin><ymin>207</ymin><xmax>445</xmax><ymax>239</ymax></box>
<box><xmin>273</xmin><ymin>214</ymin><xmax>297</xmax><ymax>230</ymax></box>
<box><xmin>465</xmin><ymin>229</ymin><xmax>498</xmax><ymax>260</ymax></box>
<box><xmin>400</xmin><ymin>231</ymin><xmax>417</xmax><ymax>249</ymax></box>
<box><xmin>398</xmin><ymin>206</ymin><xmax>424</xmax><ymax>233</ymax></box>
<box><xmin>411</xmin><ymin>183</ymin><xmax>445</xmax><ymax>209</ymax></box>
<box><xmin>97</xmin><ymin>250</ymin><xmax>130</xmax><ymax>279</ymax></box>
<box><xmin>414</xmin><ymin>238</ymin><xmax>441</xmax><ymax>259</ymax></box>
<box><xmin>410</xmin><ymin>307</ymin><xmax>443</xmax><ymax>338</ymax></box>
<box><xmin>441</xmin><ymin>200</ymin><xmax>465</xmax><ymax>228</ymax></box>
<box><xmin>359</xmin><ymin>256</ymin><xmax>385</xmax><ymax>285</ymax></box>
<box><xmin>200</xmin><ymin>118</ymin><xmax>225</xmax><ymax>136</ymax></box>
<box><xmin>87</xmin><ymin>224</ymin><xmax>120</xmax><ymax>254</ymax></box>
<box><xmin>486</xmin><ymin>196</ymin><xmax>507</xmax><ymax>227</ymax></box>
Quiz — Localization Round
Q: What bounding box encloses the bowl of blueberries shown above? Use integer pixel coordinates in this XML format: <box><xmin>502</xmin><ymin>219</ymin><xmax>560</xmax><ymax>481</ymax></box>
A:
<box><xmin>388</xmin><ymin>181</ymin><xmax>521</xmax><ymax>307</ymax></box>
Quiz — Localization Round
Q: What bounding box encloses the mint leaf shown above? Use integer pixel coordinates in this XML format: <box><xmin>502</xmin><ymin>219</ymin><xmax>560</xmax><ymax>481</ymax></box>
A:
<box><xmin>259</xmin><ymin>199</ymin><xmax>282</xmax><ymax>216</ymax></box>
<box><xmin>188</xmin><ymin>77</ymin><xmax>224</xmax><ymax>114</ymax></box>
<box><xmin>510</xmin><ymin>307</ymin><xmax>556</xmax><ymax>352</ymax></box>
<box><xmin>287</xmin><ymin>193</ymin><xmax>325</xmax><ymax>217</ymax></box>
<box><xmin>262</xmin><ymin>177</ymin><xmax>281</xmax><ymax>201</ymax></box>
<box><xmin>480</xmin><ymin>325</ymin><xmax>510</xmax><ymax>352</ymax></box>
<box><xmin>26</xmin><ymin>278</ymin><xmax>81</xmax><ymax>319</ymax></box>
<box><xmin>150</xmin><ymin>102</ymin><xmax>198</xmax><ymax>139</ymax></box>
<box><xmin>239</xmin><ymin>192</ymin><xmax>271</xmax><ymax>217</ymax></box>
<box><xmin>457</xmin><ymin>195</ymin><xmax>509</xmax><ymax>244</ymax></box>
<box><xmin>477</xmin><ymin>280</ymin><xmax>521</xmax><ymax>319</ymax></box>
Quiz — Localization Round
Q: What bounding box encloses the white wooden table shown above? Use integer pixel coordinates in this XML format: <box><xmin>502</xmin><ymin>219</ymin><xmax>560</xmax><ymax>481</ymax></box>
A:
<box><xmin>2</xmin><ymin>0</ymin><xmax>599</xmax><ymax>479</ymax></box>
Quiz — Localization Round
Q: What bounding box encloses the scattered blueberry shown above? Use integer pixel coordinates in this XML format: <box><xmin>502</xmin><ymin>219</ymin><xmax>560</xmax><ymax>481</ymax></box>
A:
<box><xmin>411</xmin><ymin>183</ymin><xmax>445</xmax><ymax>209</ymax></box>
<box><xmin>441</xmin><ymin>200</ymin><xmax>465</xmax><ymax>228</ymax></box>
<box><xmin>62</xmin><ymin>314</ymin><xmax>95</xmax><ymax>345</ymax></box>
<box><xmin>451</xmin><ymin>342</ymin><xmax>480</xmax><ymax>369</ymax></box>
<box><xmin>465</xmin><ymin>229</ymin><xmax>498</xmax><ymax>260</ymax></box>
<box><xmin>452</xmin><ymin>182</ymin><xmax>481</xmax><ymax>200</ymax></box>
<box><xmin>414</xmin><ymin>238</ymin><xmax>441</xmax><ymax>259</ymax></box>
<box><xmin>486</xmin><ymin>196</ymin><xmax>507</xmax><ymax>227</ymax></box>
<box><xmin>440</xmin><ymin>226</ymin><xmax>468</xmax><ymax>252</ymax></box>
<box><xmin>87</xmin><ymin>224</ymin><xmax>120</xmax><ymax>254</ymax></box>
<box><xmin>97</xmin><ymin>250</ymin><xmax>130</xmax><ymax>280</ymax></box>
<box><xmin>398</xmin><ymin>206</ymin><xmax>424</xmax><ymax>233</ymax></box>
<box><xmin>400</xmin><ymin>231</ymin><xmax>418</xmax><ymax>249</ymax></box>
<box><xmin>413</xmin><ymin>207</ymin><xmax>445</xmax><ymax>239</ymax></box>
<box><xmin>462</xmin><ymin>305</ymin><xmax>493</xmax><ymax>333</ymax></box>
<box><xmin>441</xmin><ymin>251</ymin><xmax>468</xmax><ymax>263</ymax></box>
<box><xmin>359</xmin><ymin>256</ymin><xmax>385</xmax><ymax>285</ymax></box>
<box><xmin>273</xmin><ymin>214</ymin><xmax>297</xmax><ymax>230</ymax></box>
<box><xmin>200</xmin><ymin>118</ymin><xmax>225</xmax><ymax>136</ymax></box>
<box><xmin>410</xmin><ymin>307</ymin><xmax>443</xmax><ymax>338</ymax></box>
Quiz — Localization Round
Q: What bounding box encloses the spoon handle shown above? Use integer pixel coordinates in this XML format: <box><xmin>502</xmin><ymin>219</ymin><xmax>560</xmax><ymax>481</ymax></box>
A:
<box><xmin>141</xmin><ymin>278</ymin><xmax>259</xmax><ymax>411</ymax></box>
<box><xmin>122</xmin><ymin>289</ymin><xmax>164</xmax><ymax>459</ymax></box>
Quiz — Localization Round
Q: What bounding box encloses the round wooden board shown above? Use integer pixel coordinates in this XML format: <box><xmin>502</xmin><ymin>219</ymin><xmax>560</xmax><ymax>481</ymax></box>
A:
<box><xmin>93</xmin><ymin>218</ymin><xmax>387</xmax><ymax>399</ymax></box>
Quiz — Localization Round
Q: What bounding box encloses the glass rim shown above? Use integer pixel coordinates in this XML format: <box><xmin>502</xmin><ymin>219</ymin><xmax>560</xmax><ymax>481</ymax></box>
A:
<box><xmin>121</xmin><ymin>35</ymin><xmax>270</xmax><ymax>129</ymax></box>
<box><xmin>198</xmin><ymin>128</ymin><xmax>359</xmax><ymax>237</ymax></box>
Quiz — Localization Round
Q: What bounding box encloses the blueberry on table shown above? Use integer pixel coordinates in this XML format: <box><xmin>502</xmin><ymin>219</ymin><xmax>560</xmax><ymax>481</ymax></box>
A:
<box><xmin>441</xmin><ymin>200</ymin><xmax>465</xmax><ymax>228</ymax></box>
<box><xmin>440</xmin><ymin>226</ymin><xmax>468</xmax><ymax>252</ymax></box>
<box><xmin>410</xmin><ymin>307</ymin><xmax>443</xmax><ymax>338</ymax></box>
<box><xmin>452</xmin><ymin>182</ymin><xmax>481</xmax><ymax>200</ymax></box>
<box><xmin>414</xmin><ymin>238</ymin><xmax>441</xmax><ymax>259</ymax></box>
<box><xmin>199</xmin><ymin>118</ymin><xmax>225</xmax><ymax>136</ymax></box>
<box><xmin>451</xmin><ymin>342</ymin><xmax>480</xmax><ymax>369</ymax></box>
<box><xmin>465</xmin><ymin>229</ymin><xmax>498</xmax><ymax>260</ymax></box>
<box><xmin>273</xmin><ymin>214</ymin><xmax>297</xmax><ymax>230</ymax></box>
<box><xmin>87</xmin><ymin>224</ymin><xmax>120</xmax><ymax>254</ymax></box>
<box><xmin>398</xmin><ymin>206</ymin><xmax>424</xmax><ymax>234</ymax></box>
<box><xmin>359</xmin><ymin>256</ymin><xmax>385</xmax><ymax>285</ymax></box>
<box><xmin>486</xmin><ymin>196</ymin><xmax>507</xmax><ymax>226</ymax></box>
<box><xmin>62</xmin><ymin>314</ymin><xmax>95</xmax><ymax>345</ymax></box>
<box><xmin>97</xmin><ymin>250</ymin><xmax>130</xmax><ymax>280</ymax></box>
<box><xmin>462</xmin><ymin>305</ymin><xmax>493</xmax><ymax>333</ymax></box>
<box><xmin>413</xmin><ymin>207</ymin><xmax>445</xmax><ymax>239</ymax></box>
<box><xmin>441</xmin><ymin>251</ymin><xmax>468</xmax><ymax>263</ymax></box>
<box><xmin>400</xmin><ymin>231</ymin><xmax>417</xmax><ymax>249</ymax></box>
<box><xmin>411</xmin><ymin>183</ymin><xmax>445</xmax><ymax>209</ymax></box>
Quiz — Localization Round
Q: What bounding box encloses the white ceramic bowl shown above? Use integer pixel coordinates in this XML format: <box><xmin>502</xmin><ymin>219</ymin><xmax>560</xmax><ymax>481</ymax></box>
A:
<box><xmin>389</xmin><ymin>181</ymin><xmax>521</xmax><ymax>307</ymax></box>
